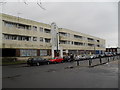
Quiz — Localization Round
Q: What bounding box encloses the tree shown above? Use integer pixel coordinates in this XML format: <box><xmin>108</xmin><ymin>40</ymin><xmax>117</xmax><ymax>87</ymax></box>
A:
<box><xmin>0</xmin><ymin>0</ymin><xmax>46</xmax><ymax>10</ymax></box>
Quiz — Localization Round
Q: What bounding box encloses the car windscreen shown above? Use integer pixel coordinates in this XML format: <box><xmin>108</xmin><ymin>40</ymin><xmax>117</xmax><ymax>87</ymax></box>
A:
<box><xmin>33</xmin><ymin>58</ymin><xmax>42</xmax><ymax>60</ymax></box>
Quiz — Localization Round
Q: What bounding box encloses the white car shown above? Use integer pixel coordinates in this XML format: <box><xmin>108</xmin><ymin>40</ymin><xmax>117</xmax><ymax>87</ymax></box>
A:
<box><xmin>75</xmin><ymin>55</ymin><xmax>86</xmax><ymax>60</ymax></box>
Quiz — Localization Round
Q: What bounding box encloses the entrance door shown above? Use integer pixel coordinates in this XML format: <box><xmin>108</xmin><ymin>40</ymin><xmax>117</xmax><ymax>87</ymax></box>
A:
<box><xmin>54</xmin><ymin>50</ymin><xmax>60</xmax><ymax>57</ymax></box>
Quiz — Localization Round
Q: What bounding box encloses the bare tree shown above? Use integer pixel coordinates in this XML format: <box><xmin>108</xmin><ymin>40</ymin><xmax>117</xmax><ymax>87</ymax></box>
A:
<box><xmin>0</xmin><ymin>0</ymin><xmax>6</xmax><ymax>5</ymax></box>
<box><xmin>0</xmin><ymin>0</ymin><xmax>46</xmax><ymax>10</ymax></box>
<box><xmin>37</xmin><ymin>0</ymin><xmax>46</xmax><ymax>10</ymax></box>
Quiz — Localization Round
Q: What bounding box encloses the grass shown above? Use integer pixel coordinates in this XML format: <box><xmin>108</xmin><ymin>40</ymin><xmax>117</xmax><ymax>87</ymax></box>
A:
<box><xmin>1</xmin><ymin>60</ymin><xmax>27</xmax><ymax>66</ymax></box>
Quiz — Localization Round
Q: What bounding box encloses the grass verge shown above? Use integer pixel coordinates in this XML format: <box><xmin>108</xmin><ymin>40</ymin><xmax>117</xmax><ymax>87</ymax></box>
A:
<box><xmin>1</xmin><ymin>60</ymin><xmax>27</xmax><ymax>66</ymax></box>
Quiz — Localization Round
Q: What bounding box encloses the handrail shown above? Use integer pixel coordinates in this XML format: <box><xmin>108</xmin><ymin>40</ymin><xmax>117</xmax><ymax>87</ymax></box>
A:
<box><xmin>75</xmin><ymin>54</ymin><xmax>120</xmax><ymax>67</ymax></box>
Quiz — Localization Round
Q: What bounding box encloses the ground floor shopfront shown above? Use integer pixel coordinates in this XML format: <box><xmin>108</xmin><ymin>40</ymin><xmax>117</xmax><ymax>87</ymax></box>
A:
<box><xmin>2</xmin><ymin>48</ymin><xmax>105</xmax><ymax>60</ymax></box>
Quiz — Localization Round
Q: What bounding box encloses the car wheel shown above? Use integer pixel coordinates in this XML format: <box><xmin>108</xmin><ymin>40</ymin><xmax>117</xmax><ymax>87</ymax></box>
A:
<box><xmin>61</xmin><ymin>60</ymin><xmax>64</xmax><ymax>63</ymax></box>
<box><xmin>36</xmin><ymin>62</ymin><xmax>40</xmax><ymax>66</ymax></box>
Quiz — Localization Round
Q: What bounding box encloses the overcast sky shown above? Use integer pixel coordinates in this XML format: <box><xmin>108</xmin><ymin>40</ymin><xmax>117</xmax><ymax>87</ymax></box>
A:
<box><xmin>1</xmin><ymin>1</ymin><xmax>118</xmax><ymax>48</ymax></box>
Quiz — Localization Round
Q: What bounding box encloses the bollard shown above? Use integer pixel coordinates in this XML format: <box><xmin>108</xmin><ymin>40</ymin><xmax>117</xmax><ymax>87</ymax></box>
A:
<box><xmin>117</xmin><ymin>55</ymin><xmax>119</xmax><ymax>59</ymax></box>
<box><xmin>89</xmin><ymin>58</ymin><xmax>92</xmax><ymax>67</ymax></box>
<box><xmin>107</xmin><ymin>57</ymin><xmax>109</xmax><ymax>62</ymax></box>
<box><xmin>77</xmin><ymin>61</ymin><xmax>80</xmax><ymax>66</ymax></box>
<box><xmin>113</xmin><ymin>56</ymin><xmax>115</xmax><ymax>60</ymax></box>
<box><xmin>118</xmin><ymin>55</ymin><xmax>119</xmax><ymax>59</ymax></box>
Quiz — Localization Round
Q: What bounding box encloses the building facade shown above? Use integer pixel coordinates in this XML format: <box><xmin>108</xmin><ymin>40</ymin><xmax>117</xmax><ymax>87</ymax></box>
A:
<box><xmin>1</xmin><ymin>13</ymin><xmax>105</xmax><ymax>59</ymax></box>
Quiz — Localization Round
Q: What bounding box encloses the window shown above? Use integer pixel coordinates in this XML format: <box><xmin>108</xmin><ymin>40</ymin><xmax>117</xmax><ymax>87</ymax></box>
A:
<box><xmin>44</xmin><ymin>29</ymin><xmax>51</xmax><ymax>33</ymax></box>
<box><xmin>18</xmin><ymin>24</ymin><xmax>26</xmax><ymax>29</ymax></box>
<box><xmin>59</xmin><ymin>32</ymin><xmax>67</xmax><ymax>36</ymax></box>
<box><xmin>20</xmin><ymin>49</ymin><xmax>37</xmax><ymax>56</ymax></box>
<box><xmin>60</xmin><ymin>40</ymin><xmax>67</xmax><ymax>44</ymax></box>
<box><xmin>33</xmin><ymin>37</ymin><xmax>37</xmax><ymax>41</ymax></box>
<box><xmin>40</xmin><ymin>27</ymin><xmax>43</xmax><ymax>32</ymax></box>
<box><xmin>45</xmin><ymin>38</ymin><xmax>51</xmax><ymax>43</ymax></box>
<box><xmin>88</xmin><ymin>43</ymin><xmax>94</xmax><ymax>47</ymax></box>
<box><xmin>97</xmin><ymin>40</ymin><xmax>100</xmax><ymax>42</ymax></box>
<box><xmin>67</xmin><ymin>33</ymin><xmax>70</xmax><ymax>37</ymax></box>
<box><xmin>33</xmin><ymin>26</ymin><xmax>37</xmax><ymax>31</ymax></box>
<box><xmin>67</xmin><ymin>41</ymin><xmax>70</xmax><ymax>44</ymax></box>
<box><xmin>26</xmin><ymin>25</ymin><xmax>31</xmax><ymax>30</ymax></box>
<box><xmin>3</xmin><ymin>34</ymin><xmax>17</xmax><ymax>40</ymax></box>
<box><xmin>11</xmin><ymin>35</ymin><xmax>17</xmax><ymax>40</ymax></box>
<box><xmin>18</xmin><ymin>36</ymin><xmax>22</xmax><ymax>41</ymax></box>
<box><xmin>71</xmin><ymin>41</ymin><xmax>74</xmax><ymax>45</ymax></box>
<box><xmin>40</xmin><ymin>37</ymin><xmax>43</xmax><ymax>42</ymax></box>
<box><xmin>40</xmin><ymin>50</ymin><xmax>47</xmax><ymax>56</ymax></box>
<box><xmin>4</xmin><ymin>21</ymin><xmax>17</xmax><ymax>28</ymax></box>
<box><xmin>97</xmin><ymin>45</ymin><xmax>100</xmax><ymax>47</ymax></box>
<box><xmin>74</xmin><ymin>35</ymin><xmax>82</xmax><ymax>39</ymax></box>
<box><xmin>3</xmin><ymin>34</ymin><xmax>31</xmax><ymax>41</ymax></box>
<box><xmin>87</xmin><ymin>38</ymin><xmax>94</xmax><ymax>42</ymax></box>
<box><xmin>18</xmin><ymin>24</ymin><xmax>31</xmax><ymax>30</ymax></box>
<box><xmin>74</xmin><ymin>42</ymin><xmax>83</xmax><ymax>46</ymax></box>
<box><xmin>18</xmin><ymin>36</ymin><xmax>31</xmax><ymax>41</ymax></box>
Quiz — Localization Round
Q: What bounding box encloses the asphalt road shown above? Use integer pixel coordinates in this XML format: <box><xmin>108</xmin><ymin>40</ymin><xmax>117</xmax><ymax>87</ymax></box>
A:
<box><xmin>2</xmin><ymin>59</ymin><xmax>119</xmax><ymax>88</ymax></box>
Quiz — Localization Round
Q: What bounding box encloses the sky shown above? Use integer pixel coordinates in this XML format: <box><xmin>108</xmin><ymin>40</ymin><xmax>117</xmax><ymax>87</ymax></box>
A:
<box><xmin>0</xmin><ymin>0</ymin><xmax>118</xmax><ymax>48</ymax></box>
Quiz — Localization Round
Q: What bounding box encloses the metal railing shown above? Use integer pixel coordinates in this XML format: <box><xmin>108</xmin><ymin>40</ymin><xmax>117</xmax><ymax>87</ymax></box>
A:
<box><xmin>75</xmin><ymin>54</ymin><xmax>120</xmax><ymax>67</ymax></box>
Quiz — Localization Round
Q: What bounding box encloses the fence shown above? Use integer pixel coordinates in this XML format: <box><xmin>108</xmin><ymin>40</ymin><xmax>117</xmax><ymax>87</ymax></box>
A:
<box><xmin>75</xmin><ymin>54</ymin><xmax>120</xmax><ymax>67</ymax></box>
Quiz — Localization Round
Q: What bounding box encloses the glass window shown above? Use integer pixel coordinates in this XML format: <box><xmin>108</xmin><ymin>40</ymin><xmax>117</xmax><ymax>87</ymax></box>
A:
<box><xmin>40</xmin><ymin>27</ymin><xmax>43</xmax><ymax>32</ymax></box>
<box><xmin>40</xmin><ymin>37</ymin><xmax>43</xmax><ymax>42</ymax></box>
<box><xmin>44</xmin><ymin>29</ymin><xmax>51</xmax><ymax>33</ymax></box>
<box><xmin>4</xmin><ymin>21</ymin><xmax>17</xmax><ymax>28</ymax></box>
<box><xmin>40</xmin><ymin>50</ymin><xmax>47</xmax><ymax>56</ymax></box>
<box><xmin>20</xmin><ymin>49</ymin><xmax>37</xmax><ymax>56</ymax></box>
<box><xmin>45</xmin><ymin>38</ymin><xmax>51</xmax><ymax>43</ymax></box>
<box><xmin>33</xmin><ymin>37</ymin><xmax>37</xmax><ymax>41</ymax></box>
<box><xmin>33</xmin><ymin>26</ymin><xmax>37</xmax><ymax>31</ymax></box>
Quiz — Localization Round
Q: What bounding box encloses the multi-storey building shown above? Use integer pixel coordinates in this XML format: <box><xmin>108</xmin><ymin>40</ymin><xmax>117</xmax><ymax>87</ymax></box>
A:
<box><xmin>1</xmin><ymin>13</ymin><xmax>105</xmax><ymax>60</ymax></box>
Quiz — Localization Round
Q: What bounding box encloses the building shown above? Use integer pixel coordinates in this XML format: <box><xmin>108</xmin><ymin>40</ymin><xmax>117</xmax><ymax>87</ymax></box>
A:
<box><xmin>1</xmin><ymin>13</ymin><xmax>105</xmax><ymax>60</ymax></box>
<box><xmin>106</xmin><ymin>47</ymin><xmax>120</xmax><ymax>54</ymax></box>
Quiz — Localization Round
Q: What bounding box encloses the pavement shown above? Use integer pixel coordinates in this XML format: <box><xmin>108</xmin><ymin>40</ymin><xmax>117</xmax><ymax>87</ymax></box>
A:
<box><xmin>2</xmin><ymin>58</ymin><xmax>119</xmax><ymax>88</ymax></box>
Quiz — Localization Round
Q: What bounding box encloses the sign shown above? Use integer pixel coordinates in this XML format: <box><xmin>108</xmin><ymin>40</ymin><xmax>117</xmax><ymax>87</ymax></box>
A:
<box><xmin>51</xmin><ymin>22</ymin><xmax>59</xmax><ymax>49</ymax></box>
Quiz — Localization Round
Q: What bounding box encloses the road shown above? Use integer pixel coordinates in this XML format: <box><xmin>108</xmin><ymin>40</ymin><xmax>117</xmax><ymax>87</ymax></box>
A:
<box><xmin>2</xmin><ymin>59</ymin><xmax>119</xmax><ymax>88</ymax></box>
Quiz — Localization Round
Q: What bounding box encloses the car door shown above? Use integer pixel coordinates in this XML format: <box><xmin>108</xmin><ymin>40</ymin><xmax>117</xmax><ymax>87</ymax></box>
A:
<box><xmin>58</xmin><ymin>57</ymin><xmax>62</xmax><ymax>62</ymax></box>
<box><xmin>38</xmin><ymin>58</ymin><xmax>44</xmax><ymax>64</ymax></box>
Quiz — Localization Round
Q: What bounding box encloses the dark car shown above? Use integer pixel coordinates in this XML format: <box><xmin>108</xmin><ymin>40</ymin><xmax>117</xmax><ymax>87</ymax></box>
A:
<box><xmin>27</xmin><ymin>57</ymin><xmax>50</xmax><ymax>66</ymax></box>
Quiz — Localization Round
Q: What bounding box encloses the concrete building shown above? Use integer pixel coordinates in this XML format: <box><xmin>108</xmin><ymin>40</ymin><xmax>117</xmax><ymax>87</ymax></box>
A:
<box><xmin>1</xmin><ymin>13</ymin><xmax>105</xmax><ymax>60</ymax></box>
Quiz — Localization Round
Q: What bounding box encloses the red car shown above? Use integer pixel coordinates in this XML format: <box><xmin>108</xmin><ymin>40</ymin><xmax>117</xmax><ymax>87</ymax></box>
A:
<box><xmin>49</xmin><ymin>57</ymin><xmax>64</xmax><ymax>63</ymax></box>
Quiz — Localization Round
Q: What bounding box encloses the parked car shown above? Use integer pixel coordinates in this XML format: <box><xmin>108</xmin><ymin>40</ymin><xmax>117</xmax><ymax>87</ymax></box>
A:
<box><xmin>99</xmin><ymin>54</ymin><xmax>105</xmax><ymax>57</ymax></box>
<box><xmin>105</xmin><ymin>53</ymin><xmax>113</xmax><ymax>57</ymax></box>
<box><xmin>49</xmin><ymin>57</ymin><xmax>64</xmax><ymax>63</ymax></box>
<box><xmin>89</xmin><ymin>54</ymin><xmax>97</xmax><ymax>59</ymax></box>
<box><xmin>63</xmin><ymin>56</ymin><xmax>71</xmax><ymax>62</ymax></box>
<box><xmin>75</xmin><ymin>55</ymin><xmax>86</xmax><ymax>60</ymax></box>
<box><xmin>27</xmin><ymin>57</ymin><xmax>50</xmax><ymax>66</ymax></box>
